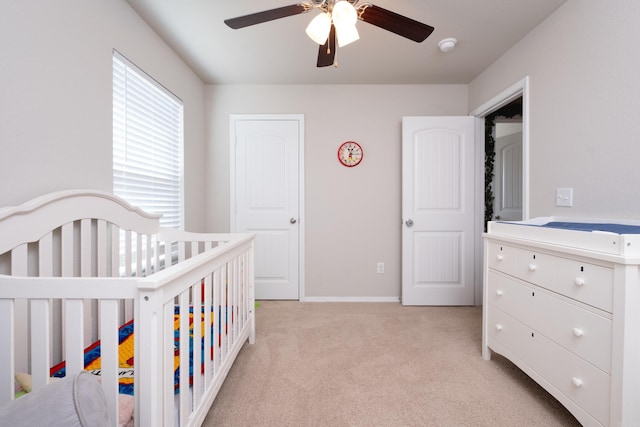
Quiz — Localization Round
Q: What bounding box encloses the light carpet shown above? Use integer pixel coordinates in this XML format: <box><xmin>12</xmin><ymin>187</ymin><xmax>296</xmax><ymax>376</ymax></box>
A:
<box><xmin>203</xmin><ymin>301</ymin><xmax>581</xmax><ymax>426</ymax></box>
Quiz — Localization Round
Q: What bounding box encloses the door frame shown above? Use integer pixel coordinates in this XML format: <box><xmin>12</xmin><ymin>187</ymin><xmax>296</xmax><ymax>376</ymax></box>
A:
<box><xmin>470</xmin><ymin>76</ymin><xmax>530</xmax><ymax>305</ymax></box>
<box><xmin>229</xmin><ymin>114</ymin><xmax>306</xmax><ymax>300</ymax></box>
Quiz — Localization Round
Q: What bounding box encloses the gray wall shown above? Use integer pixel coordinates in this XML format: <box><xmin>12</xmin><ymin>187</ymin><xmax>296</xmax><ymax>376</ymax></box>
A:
<box><xmin>469</xmin><ymin>0</ymin><xmax>640</xmax><ymax>219</ymax></box>
<box><xmin>0</xmin><ymin>0</ymin><xmax>207</xmax><ymax>230</ymax></box>
<box><xmin>206</xmin><ymin>85</ymin><xmax>468</xmax><ymax>299</ymax></box>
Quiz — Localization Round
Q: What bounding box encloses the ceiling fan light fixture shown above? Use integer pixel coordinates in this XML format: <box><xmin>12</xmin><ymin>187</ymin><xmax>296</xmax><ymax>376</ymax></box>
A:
<box><xmin>331</xmin><ymin>1</ymin><xmax>358</xmax><ymax>28</ymax></box>
<box><xmin>306</xmin><ymin>12</ymin><xmax>332</xmax><ymax>45</ymax></box>
<box><xmin>332</xmin><ymin>1</ymin><xmax>359</xmax><ymax>47</ymax></box>
<box><xmin>336</xmin><ymin>24</ymin><xmax>359</xmax><ymax>47</ymax></box>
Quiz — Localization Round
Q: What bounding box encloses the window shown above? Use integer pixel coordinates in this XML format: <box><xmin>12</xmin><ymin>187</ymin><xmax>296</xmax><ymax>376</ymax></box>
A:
<box><xmin>112</xmin><ymin>51</ymin><xmax>184</xmax><ymax>229</ymax></box>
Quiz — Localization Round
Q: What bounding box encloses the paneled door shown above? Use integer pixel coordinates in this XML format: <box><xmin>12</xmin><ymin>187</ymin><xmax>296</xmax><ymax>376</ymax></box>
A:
<box><xmin>231</xmin><ymin>115</ymin><xmax>303</xmax><ymax>300</ymax></box>
<box><xmin>402</xmin><ymin>116</ymin><xmax>478</xmax><ymax>305</ymax></box>
<box><xmin>493</xmin><ymin>130</ymin><xmax>523</xmax><ymax>221</ymax></box>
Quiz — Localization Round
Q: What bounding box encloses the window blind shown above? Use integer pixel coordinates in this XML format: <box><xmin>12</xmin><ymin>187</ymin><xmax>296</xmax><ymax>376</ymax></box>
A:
<box><xmin>113</xmin><ymin>51</ymin><xmax>184</xmax><ymax>229</ymax></box>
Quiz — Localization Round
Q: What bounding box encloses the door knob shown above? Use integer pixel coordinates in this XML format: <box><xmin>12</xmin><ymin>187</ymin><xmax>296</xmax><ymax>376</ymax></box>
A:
<box><xmin>405</xmin><ymin>219</ymin><xmax>414</xmax><ymax>227</ymax></box>
<box><xmin>290</xmin><ymin>218</ymin><xmax>297</xmax><ymax>224</ymax></box>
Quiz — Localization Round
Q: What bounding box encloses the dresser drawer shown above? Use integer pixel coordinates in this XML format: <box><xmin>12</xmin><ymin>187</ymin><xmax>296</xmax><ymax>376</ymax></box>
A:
<box><xmin>527</xmin><ymin>326</ymin><xmax>611</xmax><ymax>426</ymax></box>
<box><xmin>524</xmin><ymin>285</ymin><xmax>612</xmax><ymax>373</ymax></box>
<box><xmin>555</xmin><ymin>257</ymin><xmax>613</xmax><ymax>312</ymax></box>
<box><xmin>486</xmin><ymin>271</ymin><xmax>534</xmax><ymax>321</ymax></box>
<box><xmin>513</xmin><ymin>248</ymin><xmax>556</xmax><ymax>288</ymax></box>
<box><xmin>486</xmin><ymin>304</ymin><xmax>535</xmax><ymax>362</ymax></box>
<box><xmin>487</xmin><ymin>242</ymin><xmax>516</xmax><ymax>275</ymax></box>
<box><xmin>487</xmin><ymin>307</ymin><xmax>611</xmax><ymax>426</ymax></box>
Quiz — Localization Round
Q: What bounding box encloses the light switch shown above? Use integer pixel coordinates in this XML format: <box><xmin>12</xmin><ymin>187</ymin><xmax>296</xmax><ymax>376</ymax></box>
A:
<box><xmin>556</xmin><ymin>188</ymin><xmax>573</xmax><ymax>207</ymax></box>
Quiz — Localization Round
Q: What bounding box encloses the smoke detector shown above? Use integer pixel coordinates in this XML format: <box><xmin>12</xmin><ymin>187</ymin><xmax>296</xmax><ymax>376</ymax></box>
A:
<box><xmin>438</xmin><ymin>38</ymin><xmax>457</xmax><ymax>52</ymax></box>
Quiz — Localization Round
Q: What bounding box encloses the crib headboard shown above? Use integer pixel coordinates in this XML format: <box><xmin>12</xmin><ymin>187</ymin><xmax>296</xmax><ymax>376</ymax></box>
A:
<box><xmin>0</xmin><ymin>189</ymin><xmax>161</xmax><ymax>277</ymax></box>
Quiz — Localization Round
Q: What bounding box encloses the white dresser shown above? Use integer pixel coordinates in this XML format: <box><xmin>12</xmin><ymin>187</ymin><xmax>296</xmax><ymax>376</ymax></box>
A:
<box><xmin>482</xmin><ymin>218</ymin><xmax>640</xmax><ymax>427</ymax></box>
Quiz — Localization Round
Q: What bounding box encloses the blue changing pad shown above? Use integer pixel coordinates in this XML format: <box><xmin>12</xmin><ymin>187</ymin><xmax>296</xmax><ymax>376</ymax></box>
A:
<box><xmin>539</xmin><ymin>222</ymin><xmax>640</xmax><ymax>235</ymax></box>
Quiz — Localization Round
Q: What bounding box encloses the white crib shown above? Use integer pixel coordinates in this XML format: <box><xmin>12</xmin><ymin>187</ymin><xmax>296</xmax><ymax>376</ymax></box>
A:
<box><xmin>0</xmin><ymin>190</ymin><xmax>255</xmax><ymax>426</ymax></box>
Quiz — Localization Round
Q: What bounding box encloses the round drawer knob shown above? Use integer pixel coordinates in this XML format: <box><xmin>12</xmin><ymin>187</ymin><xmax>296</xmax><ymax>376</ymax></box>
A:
<box><xmin>496</xmin><ymin>290</ymin><xmax>503</xmax><ymax>296</ymax></box>
<box><xmin>528</xmin><ymin>263</ymin><xmax>537</xmax><ymax>271</ymax></box>
<box><xmin>572</xmin><ymin>328</ymin><xmax>584</xmax><ymax>337</ymax></box>
<box><xmin>496</xmin><ymin>254</ymin><xmax>504</xmax><ymax>261</ymax></box>
<box><xmin>571</xmin><ymin>377</ymin><xmax>583</xmax><ymax>388</ymax></box>
<box><xmin>574</xmin><ymin>277</ymin><xmax>585</xmax><ymax>287</ymax></box>
<box><xmin>495</xmin><ymin>324</ymin><xmax>503</xmax><ymax>331</ymax></box>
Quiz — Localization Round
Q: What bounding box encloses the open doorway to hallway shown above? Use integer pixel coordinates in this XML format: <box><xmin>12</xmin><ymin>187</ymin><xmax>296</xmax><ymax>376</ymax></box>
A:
<box><xmin>485</xmin><ymin>97</ymin><xmax>523</xmax><ymax>226</ymax></box>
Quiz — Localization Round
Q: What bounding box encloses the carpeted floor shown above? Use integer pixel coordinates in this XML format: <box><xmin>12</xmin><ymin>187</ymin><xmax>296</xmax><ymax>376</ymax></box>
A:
<box><xmin>203</xmin><ymin>301</ymin><xmax>581</xmax><ymax>426</ymax></box>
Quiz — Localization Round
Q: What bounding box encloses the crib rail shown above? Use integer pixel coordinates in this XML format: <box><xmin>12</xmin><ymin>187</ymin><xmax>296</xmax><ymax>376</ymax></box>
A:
<box><xmin>0</xmin><ymin>233</ymin><xmax>255</xmax><ymax>427</ymax></box>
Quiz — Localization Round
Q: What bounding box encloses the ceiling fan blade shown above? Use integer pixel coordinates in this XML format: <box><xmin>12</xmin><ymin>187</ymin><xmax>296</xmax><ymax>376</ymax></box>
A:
<box><xmin>358</xmin><ymin>4</ymin><xmax>434</xmax><ymax>43</ymax></box>
<box><xmin>316</xmin><ymin>24</ymin><xmax>336</xmax><ymax>67</ymax></box>
<box><xmin>224</xmin><ymin>4</ymin><xmax>310</xmax><ymax>29</ymax></box>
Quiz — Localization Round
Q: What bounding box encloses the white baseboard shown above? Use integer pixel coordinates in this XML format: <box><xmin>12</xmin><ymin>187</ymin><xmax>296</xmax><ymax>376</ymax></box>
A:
<box><xmin>300</xmin><ymin>296</ymin><xmax>401</xmax><ymax>303</ymax></box>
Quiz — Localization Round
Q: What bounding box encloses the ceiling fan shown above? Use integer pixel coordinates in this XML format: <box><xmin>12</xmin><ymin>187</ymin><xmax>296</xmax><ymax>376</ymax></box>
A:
<box><xmin>224</xmin><ymin>0</ymin><xmax>435</xmax><ymax>67</ymax></box>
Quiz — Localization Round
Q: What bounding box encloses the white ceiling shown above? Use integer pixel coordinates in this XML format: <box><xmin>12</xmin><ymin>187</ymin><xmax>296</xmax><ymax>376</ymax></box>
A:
<box><xmin>126</xmin><ymin>0</ymin><xmax>567</xmax><ymax>85</ymax></box>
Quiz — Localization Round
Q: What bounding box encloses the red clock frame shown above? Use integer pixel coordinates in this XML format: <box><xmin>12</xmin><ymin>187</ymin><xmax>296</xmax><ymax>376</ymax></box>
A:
<box><xmin>337</xmin><ymin>141</ymin><xmax>363</xmax><ymax>167</ymax></box>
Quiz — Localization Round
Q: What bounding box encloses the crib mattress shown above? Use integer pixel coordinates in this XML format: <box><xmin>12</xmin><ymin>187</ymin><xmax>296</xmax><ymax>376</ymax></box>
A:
<box><xmin>486</xmin><ymin>216</ymin><xmax>640</xmax><ymax>258</ymax></box>
<box><xmin>50</xmin><ymin>305</ymin><xmax>228</xmax><ymax>395</ymax></box>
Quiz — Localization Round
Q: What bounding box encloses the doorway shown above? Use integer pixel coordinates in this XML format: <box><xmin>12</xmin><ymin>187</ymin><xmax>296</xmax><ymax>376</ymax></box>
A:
<box><xmin>470</xmin><ymin>77</ymin><xmax>530</xmax><ymax>304</ymax></box>
<box><xmin>488</xmin><ymin>98</ymin><xmax>524</xmax><ymax>223</ymax></box>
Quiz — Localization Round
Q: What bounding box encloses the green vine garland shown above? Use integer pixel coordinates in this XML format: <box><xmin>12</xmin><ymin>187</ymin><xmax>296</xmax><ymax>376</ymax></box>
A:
<box><xmin>484</xmin><ymin>116</ymin><xmax>496</xmax><ymax>231</ymax></box>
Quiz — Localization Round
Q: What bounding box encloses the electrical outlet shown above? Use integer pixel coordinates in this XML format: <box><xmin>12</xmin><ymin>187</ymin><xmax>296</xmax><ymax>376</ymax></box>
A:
<box><xmin>377</xmin><ymin>262</ymin><xmax>384</xmax><ymax>274</ymax></box>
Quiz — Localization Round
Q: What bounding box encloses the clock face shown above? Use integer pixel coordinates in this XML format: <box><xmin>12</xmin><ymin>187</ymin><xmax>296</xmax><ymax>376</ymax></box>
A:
<box><xmin>337</xmin><ymin>141</ymin><xmax>363</xmax><ymax>167</ymax></box>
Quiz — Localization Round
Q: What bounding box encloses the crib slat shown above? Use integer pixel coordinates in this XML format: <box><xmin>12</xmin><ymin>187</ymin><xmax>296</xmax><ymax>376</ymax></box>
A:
<box><xmin>111</xmin><ymin>225</ymin><xmax>120</xmax><ymax>277</ymax></box>
<box><xmin>99</xmin><ymin>299</ymin><xmax>120</xmax><ymax>425</ymax></box>
<box><xmin>231</xmin><ymin>258</ymin><xmax>238</xmax><ymax>340</ymax></box>
<box><xmin>124</xmin><ymin>230</ymin><xmax>132</xmax><ymax>277</ymax></box>
<box><xmin>178</xmin><ymin>290</ymin><xmax>190</xmax><ymax>426</ymax></box>
<box><xmin>39</xmin><ymin>232</ymin><xmax>53</xmax><ymax>277</ymax></box>
<box><xmin>61</xmin><ymin>223</ymin><xmax>73</xmax><ymax>276</ymax></box>
<box><xmin>41</xmin><ymin>233</ymin><xmax>64</xmax><ymax>364</ymax></box>
<box><xmin>29</xmin><ymin>299</ymin><xmax>50</xmax><ymax>392</ymax></box>
<box><xmin>202</xmin><ymin>274</ymin><xmax>212</xmax><ymax>386</ymax></box>
<box><xmin>213</xmin><ymin>268</ymin><xmax>221</xmax><ymax>372</ymax></box>
<box><xmin>80</xmin><ymin>219</ymin><xmax>95</xmax><ymax>345</ymax></box>
<box><xmin>145</xmin><ymin>235</ymin><xmax>153</xmax><ymax>275</ymax></box>
<box><xmin>178</xmin><ymin>241</ymin><xmax>186</xmax><ymax>263</ymax></box>
<box><xmin>11</xmin><ymin>244</ymin><xmax>29</xmax><ymax>376</ymax></box>
<box><xmin>136</xmin><ymin>233</ymin><xmax>142</xmax><ymax>277</ymax></box>
<box><xmin>64</xmin><ymin>299</ymin><xmax>84</xmax><ymax>375</ymax></box>
<box><xmin>81</xmin><ymin>219</ymin><xmax>91</xmax><ymax>277</ymax></box>
<box><xmin>192</xmin><ymin>281</ymin><xmax>203</xmax><ymax>406</ymax></box>
<box><xmin>0</xmin><ymin>299</ymin><xmax>15</xmax><ymax>404</ymax></box>
<box><xmin>97</xmin><ymin>220</ymin><xmax>108</xmax><ymax>277</ymax></box>
<box><xmin>162</xmin><ymin>301</ymin><xmax>175</xmax><ymax>426</ymax></box>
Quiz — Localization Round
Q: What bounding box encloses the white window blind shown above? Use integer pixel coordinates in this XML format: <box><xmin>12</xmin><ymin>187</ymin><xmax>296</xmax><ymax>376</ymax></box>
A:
<box><xmin>113</xmin><ymin>51</ymin><xmax>184</xmax><ymax>229</ymax></box>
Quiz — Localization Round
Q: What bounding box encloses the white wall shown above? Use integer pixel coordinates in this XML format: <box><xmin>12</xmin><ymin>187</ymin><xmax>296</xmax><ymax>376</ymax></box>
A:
<box><xmin>206</xmin><ymin>85</ymin><xmax>468</xmax><ymax>299</ymax></box>
<box><xmin>469</xmin><ymin>0</ymin><xmax>640</xmax><ymax>219</ymax></box>
<box><xmin>0</xmin><ymin>0</ymin><xmax>207</xmax><ymax>230</ymax></box>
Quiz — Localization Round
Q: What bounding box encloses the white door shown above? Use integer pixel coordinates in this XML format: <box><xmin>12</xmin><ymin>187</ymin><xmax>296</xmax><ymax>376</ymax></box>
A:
<box><xmin>402</xmin><ymin>116</ymin><xmax>477</xmax><ymax>306</ymax></box>
<box><xmin>231</xmin><ymin>116</ymin><xmax>302</xmax><ymax>300</ymax></box>
<box><xmin>493</xmin><ymin>129</ymin><xmax>523</xmax><ymax>221</ymax></box>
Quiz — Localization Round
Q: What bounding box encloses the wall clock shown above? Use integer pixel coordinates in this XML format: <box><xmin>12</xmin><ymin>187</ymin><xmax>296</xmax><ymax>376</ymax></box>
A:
<box><xmin>337</xmin><ymin>141</ymin><xmax>363</xmax><ymax>167</ymax></box>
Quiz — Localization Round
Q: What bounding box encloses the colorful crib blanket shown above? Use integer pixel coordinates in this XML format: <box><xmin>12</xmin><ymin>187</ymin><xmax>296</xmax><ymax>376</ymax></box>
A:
<box><xmin>50</xmin><ymin>306</ymin><xmax>226</xmax><ymax>395</ymax></box>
